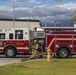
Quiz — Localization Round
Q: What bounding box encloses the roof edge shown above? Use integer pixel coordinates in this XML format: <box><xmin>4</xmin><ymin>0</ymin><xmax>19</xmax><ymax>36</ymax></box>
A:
<box><xmin>0</xmin><ymin>19</ymin><xmax>40</xmax><ymax>22</ymax></box>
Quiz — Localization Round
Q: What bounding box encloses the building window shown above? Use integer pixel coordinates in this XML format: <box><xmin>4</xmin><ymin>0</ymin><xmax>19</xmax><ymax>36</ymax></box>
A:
<box><xmin>0</xmin><ymin>33</ymin><xmax>5</xmax><ymax>39</ymax></box>
<box><xmin>15</xmin><ymin>30</ymin><xmax>23</xmax><ymax>39</ymax></box>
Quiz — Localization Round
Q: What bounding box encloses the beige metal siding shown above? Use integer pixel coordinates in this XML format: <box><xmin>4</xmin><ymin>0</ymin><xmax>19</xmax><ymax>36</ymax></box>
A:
<box><xmin>14</xmin><ymin>21</ymin><xmax>40</xmax><ymax>30</ymax></box>
<box><xmin>14</xmin><ymin>21</ymin><xmax>28</xmax><ymax>28</ymax></box>
<box><xmin>0</xmin><ymin>20</ymin><xmax>40</xmax><ymax>30</ymax></box>
<box><xmin>0</xmin><ymin>21</ymin><xmax>13</xmax><ymax>30</ymax></box>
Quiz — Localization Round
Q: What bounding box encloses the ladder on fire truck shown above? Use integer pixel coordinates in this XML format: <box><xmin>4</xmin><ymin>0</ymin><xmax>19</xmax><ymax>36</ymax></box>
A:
<box><xmin>42</xmin><ymin>27</ymin><xmax>76</xmax><ymax>31</ymax></box>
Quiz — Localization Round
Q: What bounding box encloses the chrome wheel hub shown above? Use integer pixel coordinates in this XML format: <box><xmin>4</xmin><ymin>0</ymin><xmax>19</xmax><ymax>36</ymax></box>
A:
<box><xmin>60</xmin><ymin>50</ymin><xmax>67</xmax><ymax>57</ymax></box>
<box><xmin>7</xmin><ymin>49</ymin><xmax>13</xmax><ymax>56</ymax></box>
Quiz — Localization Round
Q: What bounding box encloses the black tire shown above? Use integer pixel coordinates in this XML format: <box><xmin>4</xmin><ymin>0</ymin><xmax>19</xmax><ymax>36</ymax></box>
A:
<box><xmin>57</xmin><ymin>47</ymin><xmax>69</xmax><ymax>58</ymax></box>
<box><xmin>4</xmin><ymin>47</ymin><xmax>16</xmax><ymax>58</ymax></box>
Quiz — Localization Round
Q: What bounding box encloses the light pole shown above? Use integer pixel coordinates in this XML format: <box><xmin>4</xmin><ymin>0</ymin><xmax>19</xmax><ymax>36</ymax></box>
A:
<box><xmin>27</xmin><ymin>9</ymin><xmax>30</xmax><ymax>29</ymax></box>
<box><xmin>13</xmin><ymin>0</ymin><xmax>15</xmax><ymax>28</ymax></box>
<box><xmin>68</xmin><ymin>20</ymin><xmax>69</xmax><ymax>27</ymax></box>
<box><xmin>62</xmin><ymin>24</ymin><xmax>64</xmax><ymax>27</ymax></box>
<box><xmin>54</xmin><ymin>20</ymin><xmax>56</xmax><ymax>27</ymax></box>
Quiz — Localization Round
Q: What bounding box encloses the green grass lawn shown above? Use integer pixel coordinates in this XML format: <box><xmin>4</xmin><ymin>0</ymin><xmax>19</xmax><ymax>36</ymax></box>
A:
<box><xmin>0</xmin><ymin>59</ymin><xmax>76</xmax><ymax>75</ymax></box>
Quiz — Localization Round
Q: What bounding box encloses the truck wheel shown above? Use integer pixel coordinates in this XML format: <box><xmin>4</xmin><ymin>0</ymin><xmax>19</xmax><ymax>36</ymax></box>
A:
<box><xmin>5</xmin><ymin>47</ymin><xmax>16</xmax><ymax>58</ymax></box>
<box><xmin>57</xmin><ymin>48</ymin><xmax>69</xmax><ymax>58</ymax></box>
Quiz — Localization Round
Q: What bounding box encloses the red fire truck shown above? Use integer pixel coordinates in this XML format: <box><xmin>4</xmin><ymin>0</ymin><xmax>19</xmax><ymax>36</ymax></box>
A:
<box><xmin>32</xmin><ymin>27</ymin><xmax>76</xmax><ymax>58</ymax></box>
<box><xmin>0</xmin><ymin>27</ymin><xmax>76</xmax><ymax>58</ymax></box>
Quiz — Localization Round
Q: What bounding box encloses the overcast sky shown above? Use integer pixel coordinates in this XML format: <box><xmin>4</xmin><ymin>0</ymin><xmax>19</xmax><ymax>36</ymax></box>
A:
<box><xmin>0</xmin><ymin>0</ymin><xmax>76</xmax><ymax>27</ymax></box>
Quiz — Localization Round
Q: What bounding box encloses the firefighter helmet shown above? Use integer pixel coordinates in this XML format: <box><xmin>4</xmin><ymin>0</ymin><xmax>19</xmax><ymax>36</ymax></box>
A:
<box><xmin>34</xmin><ymin>40</ymin><xmax>37</xmax><ymax>43</ymax></box>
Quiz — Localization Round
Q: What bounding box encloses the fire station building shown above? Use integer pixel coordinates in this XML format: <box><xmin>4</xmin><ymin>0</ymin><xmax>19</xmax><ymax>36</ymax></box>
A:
<box><xmin>72</xmin><ymin>11</ymin><xmax>76</xmax><ymax>28</ymax></box>
<box><xmin>0</xmin><ymin>19</ymin><xmax>41</xmax><ymax>30</ymax></box>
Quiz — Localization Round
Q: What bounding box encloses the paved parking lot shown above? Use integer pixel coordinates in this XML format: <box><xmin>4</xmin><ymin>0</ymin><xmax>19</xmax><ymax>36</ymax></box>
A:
<box><xmin>0</xmin><ymin>58</ymin><xmax>20</xmax><ymax>66</ymax></box>
<box><xmin>0</xmin><ymin>55</ymin><xmax>30</xmax><ymax>66</ymax></box>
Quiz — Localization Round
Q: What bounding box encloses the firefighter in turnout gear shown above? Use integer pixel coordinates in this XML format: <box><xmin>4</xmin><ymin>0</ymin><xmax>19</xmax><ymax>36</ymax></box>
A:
<box><xmin>21</xmin><ymin>39</ymin><xmax>43</xmax><ymax>62</ymax></box>
<box><xmin>31</xmin><ymin>39</ymin><xmax>39</xmax><ymax>57</ymax></box>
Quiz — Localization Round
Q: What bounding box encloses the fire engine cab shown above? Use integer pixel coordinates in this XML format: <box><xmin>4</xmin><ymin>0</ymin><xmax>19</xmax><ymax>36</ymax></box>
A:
<box><xmin>0</xmin><ymin>28</ymin><xmax>30</xmax><ymax>57</ymax></box>
<box><xmin>1</xmin><ymin>27</ymin><xmax>76</xmax><ymax>58</ymax></box>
